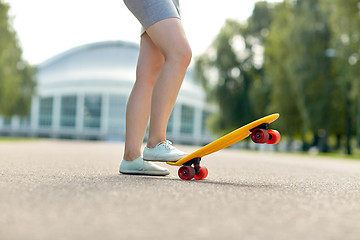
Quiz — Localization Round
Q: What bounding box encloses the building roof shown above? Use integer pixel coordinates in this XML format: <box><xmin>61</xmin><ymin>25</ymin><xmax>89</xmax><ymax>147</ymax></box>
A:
<box><xmin>38</xmin><ymin>40</ymin><xmax>139</xmax><ymax>84</ymax></box>
<box><xmin>36</xmin><ymin>40</ymin><xmax>205</xmax><ymax>106</ymax></box>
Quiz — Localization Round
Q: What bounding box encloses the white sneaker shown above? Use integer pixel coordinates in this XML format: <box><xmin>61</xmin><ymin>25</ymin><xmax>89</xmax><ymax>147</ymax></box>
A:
<box><xmin>143</xmin><ymin>140</ymin><xmax>187</xmax><ymax>162</ymax></box>
<box><xmin>119</xmin><ymin>157</ymin><xmax>170</xmax><ymax>176</ymax></box>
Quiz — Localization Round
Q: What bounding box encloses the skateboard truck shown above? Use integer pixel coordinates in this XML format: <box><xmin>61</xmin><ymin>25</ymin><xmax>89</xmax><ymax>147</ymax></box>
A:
<box><xmin>183</xmin><ymin>157</ymin><xmax>202</xmax><ymax>174</ymax></box>
<box><xmin>250</xmin><ymin>123</ymin><xmax>269</xmax><ymax>132</ymax></box>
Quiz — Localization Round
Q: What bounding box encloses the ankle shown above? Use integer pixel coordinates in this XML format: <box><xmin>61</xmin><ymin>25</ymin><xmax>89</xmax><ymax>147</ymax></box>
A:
<box><xmin>147</xmin><ymin>138</ymin><xmax>166</xmax><ymax>149</ymax></box>
<box><xmin>123</xmin><ymin>152</ymin><xmax>142</xmax><ymax>162</ymax></box>
<box><xmin>146</xmin><ymin>142</ymin><xmax>158</xmax><ymax>149</ymax></box>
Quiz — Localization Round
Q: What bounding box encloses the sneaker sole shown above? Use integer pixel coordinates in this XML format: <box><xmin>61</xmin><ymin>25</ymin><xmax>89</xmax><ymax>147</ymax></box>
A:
<box><xmin>143</xmin><ymin>158</ymin><xmax>179</xmax><ymax>162</ymax></box>
<box><xmin>119</xmin><ymin>170</ymin><xmax>170</xmax><ymax>176</ymax></box>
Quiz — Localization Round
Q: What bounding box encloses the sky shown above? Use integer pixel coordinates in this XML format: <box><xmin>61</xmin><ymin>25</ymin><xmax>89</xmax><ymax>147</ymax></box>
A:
<box><xmin>4</xmin><ymin>0</ymin><xmax>282</xmax><ymax>65</ymax></box>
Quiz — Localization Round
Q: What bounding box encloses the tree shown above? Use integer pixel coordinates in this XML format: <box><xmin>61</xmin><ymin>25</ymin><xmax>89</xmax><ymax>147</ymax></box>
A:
<box><xmin>195</xmin><ymin>2</ymin><xmax>274</xmax><ymax>136</ymax></box>
<box><xmin>195</xmin><ymin>0</ymin><xmax>359</xmax><ymax>154</ymax></box>
<box><xmin>326</xmin><ymin>0</ymin><xmax>360</xmax><ymax>154</ymax></box>
<box><xmin>265</xmin><ymin>0</ymin><xmax>337</xmax><ymax>152</ymax></box>
<box><xmin>264</xmin><ymin>1</ymin><xmax>303</xmax><ymax>141</ymax></box>
<box><xmin>0</xmin><ymin>1</ymin><xmax>36</xmax><ymax>118</ymax></box>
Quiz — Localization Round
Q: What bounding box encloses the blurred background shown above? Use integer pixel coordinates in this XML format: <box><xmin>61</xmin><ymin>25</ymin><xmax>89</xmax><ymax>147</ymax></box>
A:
<box><xmin>0</xmin><ymin>0</ymin><xmax>359</xmax><ymax>156</ymax></box>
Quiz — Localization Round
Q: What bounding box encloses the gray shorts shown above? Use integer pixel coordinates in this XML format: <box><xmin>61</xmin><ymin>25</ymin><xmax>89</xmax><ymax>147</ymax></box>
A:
<box><xmin>123</xmin><ymin>0</ymin><xmax>181</xmax><ymax>35</ymax></box>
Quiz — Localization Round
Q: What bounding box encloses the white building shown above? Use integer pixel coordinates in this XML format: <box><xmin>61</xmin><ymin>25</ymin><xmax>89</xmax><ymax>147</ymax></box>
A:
<box><xmin>0</xmin><ymin>40</ymin><xmax>214</xmax><ymax>145</ymax></box>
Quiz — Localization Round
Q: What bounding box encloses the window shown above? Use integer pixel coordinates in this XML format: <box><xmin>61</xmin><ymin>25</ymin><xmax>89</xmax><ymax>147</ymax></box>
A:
<box><xmin>108</xmin><ymin>95</ymin><xmax>127</xmax><ymax>135</ymax></box>
<box><xmin>60</xmin><ymin>96</ymin><xmax>77</xmax><ymax>127</ymax></box>
<box><xmin>83</xmin><ymin>95</ymin><xmax>102</xmax><ymax>129</ymax></box>
<box><xmin>202</xmin><ymin>111</ymin><xmax>211</xmax><ymax>135</ymax></box>
<box><xmin>20</xmin><ymin>116</ymin><xmax>31</xmax><ymax>128</ymax></box>
<box><xmin>167</xmin><ymin>110</ymin><xmax>174</xmax><ymax>133</ymax></box>
<box><xmin>180</xmin><ymin>105</ymin><xmax>194</xmax><ymax>134</ymax></box>
<box><xmin>39</xmin><ymin>97</ymin><xmax>53</xmax><ymax>127</ymax></box>
<box><xmin>3</xmin><ymin>118</ymin><xmax>11</xmax><ymax>127</ymax></box>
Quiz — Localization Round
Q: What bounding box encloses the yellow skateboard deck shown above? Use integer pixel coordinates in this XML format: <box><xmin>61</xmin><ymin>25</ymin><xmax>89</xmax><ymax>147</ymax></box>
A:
<box><xmin>168</xmin><ymin>113</ymin><xmax>280</xmax><ymax>180</ymax></box>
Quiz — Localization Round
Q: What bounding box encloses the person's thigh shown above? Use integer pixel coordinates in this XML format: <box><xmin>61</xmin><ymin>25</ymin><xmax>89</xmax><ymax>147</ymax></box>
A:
<box><xmin>145</xmin><ymin>18</ymin><xmax>191</xmax><ymax>60</ymax></box>
<box><xmin>124</xmin><ymin>0</ymin><xmax>181</xmax><ymax>35</ymax></box>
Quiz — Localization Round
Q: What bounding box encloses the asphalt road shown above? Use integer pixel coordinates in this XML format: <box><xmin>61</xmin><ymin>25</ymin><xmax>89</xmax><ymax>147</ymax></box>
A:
<box><xmin>1</xmin><ymin>140</ymin><xmax>360</xmax><ymax>240</ymax></box>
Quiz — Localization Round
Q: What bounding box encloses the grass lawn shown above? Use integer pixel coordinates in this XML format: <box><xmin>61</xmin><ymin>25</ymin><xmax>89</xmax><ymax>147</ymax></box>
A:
<box><xmin>0</xmin><ymin>137</ymin><xmax>39</xmax><ymax>142</ymax></box>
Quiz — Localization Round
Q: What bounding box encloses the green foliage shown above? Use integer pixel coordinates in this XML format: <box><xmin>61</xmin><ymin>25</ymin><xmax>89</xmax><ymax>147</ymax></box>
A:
<box><xmin>0</xmin><ymin>1</ymin><xmax>36</xmax><ymax>118</ymax></box>
<box><xmin>195</xmin><ymin>20</ymin><xmax>251</xmax><ymax>135</ymax></box>
<box><xmin>266</xmin><ymin>0</ymin><xmax>336</xmax><ymax>151</ymax></box>
<box><xmin>195</xmin><ymin>0</ymin><xmax>360</xmax><ymax>154</ymax></box>
<box><xmin>264</xmin><ymin>1</ymin><xmax>303</xmax><ymax>138</ymax></box>
<box><xmin>326</xmin><ymin>0</ymin><xmax>360</xmax><ymax>151</ymax></box>
<box><xmin>195</xmin><ymin>2</ymin><xmax>274</xmax><ymax>136</ymax></box>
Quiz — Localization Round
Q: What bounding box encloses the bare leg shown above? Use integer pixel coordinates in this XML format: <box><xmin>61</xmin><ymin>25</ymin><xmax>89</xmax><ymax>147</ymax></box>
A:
<box><xmin>145</xmin><ymin>18</ymin><xmax>192</xmax><ymax>148</ymax></box>
<box><xmin>123</xmin><ymin>33</ymin><xmax>164</xmax><ymax>161</ymax></box>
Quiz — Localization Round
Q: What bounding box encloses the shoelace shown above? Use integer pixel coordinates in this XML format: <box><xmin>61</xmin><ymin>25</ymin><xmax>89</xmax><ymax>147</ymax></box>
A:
<box><xmin>157</xmin><ymin>140</ymin><xmax>175</xmax><ymax>150</ymax></box>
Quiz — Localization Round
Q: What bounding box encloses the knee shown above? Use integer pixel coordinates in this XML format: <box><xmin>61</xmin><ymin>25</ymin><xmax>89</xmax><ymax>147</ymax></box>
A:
<box><xmin>166</xmin><ymin>43</ymin><xmax>192</xmax><ymax>69</ymax></box>
<box><xmin>180</xmin><ymin>44</ymin><xmax>192</xmax><ymax>67</ymax></box>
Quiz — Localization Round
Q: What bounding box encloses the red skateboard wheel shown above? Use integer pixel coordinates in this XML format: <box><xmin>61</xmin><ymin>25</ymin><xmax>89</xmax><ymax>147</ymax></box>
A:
<box><xmin>266</xmin><ymin>129</ymin><xmax>281</xmax><ymax>144</ymax></box>
<box><xmin>178</xmin><ymin>166</ymin><xmax>196</xmax><ymax>180</ymax></box>
<box><xmin>251</xmin><ymin>128</ymin><xmax>269</xmax><ymax>143</ymax></box>
<box><xmin>194</xmin><ymin>167</ymin><xmax>208</xmax><ymax>180</ymax></box>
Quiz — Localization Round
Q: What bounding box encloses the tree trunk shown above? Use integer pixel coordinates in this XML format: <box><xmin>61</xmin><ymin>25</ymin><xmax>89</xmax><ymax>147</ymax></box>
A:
<box><xmin>357</xmin><ymin>93</ymin><xmax>360</xmax><ymax>148</ymax></box>
<box><xmin>318</xmin><ymin>130</ymin><xmax>329</xmax><ymax>153</ymax></box>
<box><xmin>335</xmin><ymin>134</ymin><xmax>341</xmax><ymax>151</ymax></box>
<box><xmin>345</xmin><ymin>82</ymin><xmax>352</xmax><ymax>155</ymax></box>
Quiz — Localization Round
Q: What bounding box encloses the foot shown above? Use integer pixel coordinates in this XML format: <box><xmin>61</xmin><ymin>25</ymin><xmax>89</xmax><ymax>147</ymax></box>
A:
<box><xmin>119</xmin><ymin>157</ymin><xmax>170</xmax><ymax>176</ymax></box>
<box><xmin>143</xmin><ymin>140</ymin><xmax>187</xmax><ymax>162</ymax></box>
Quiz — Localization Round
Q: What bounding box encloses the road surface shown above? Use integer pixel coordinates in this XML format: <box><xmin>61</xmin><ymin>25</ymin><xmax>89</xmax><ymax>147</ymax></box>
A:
<box><xmin>1</xmin><ymin>140</ymin><xmax>360</xmax><ymax>240</ymax></box>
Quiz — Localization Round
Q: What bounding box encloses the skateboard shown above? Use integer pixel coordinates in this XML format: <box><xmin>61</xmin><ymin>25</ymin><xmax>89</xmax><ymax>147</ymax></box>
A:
<box><xmin>167</xmin><ymin>113</ymin><xmax>281</xmax><ymax>180</ymax></box>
